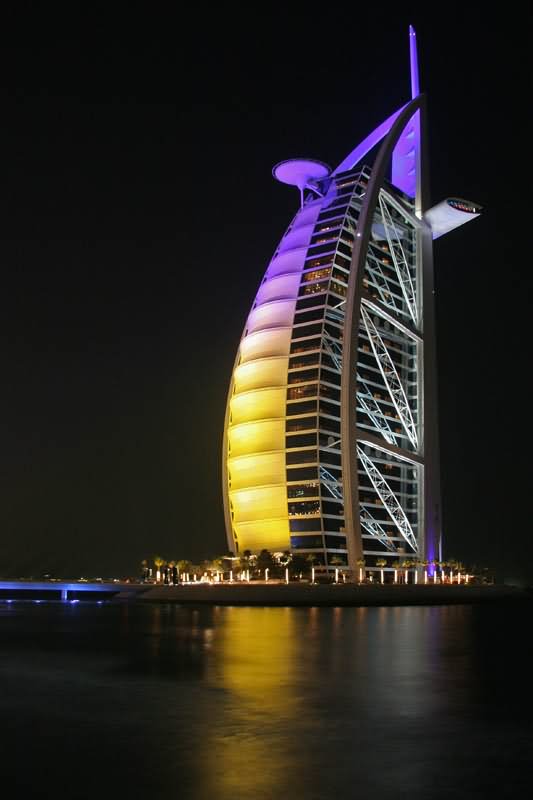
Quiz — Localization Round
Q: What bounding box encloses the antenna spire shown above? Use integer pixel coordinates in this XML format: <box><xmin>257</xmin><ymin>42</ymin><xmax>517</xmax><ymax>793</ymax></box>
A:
<box><xmin>409</xmin><ymin>25</ymin><xmax>420</xmax><ymax>98</ymax></box>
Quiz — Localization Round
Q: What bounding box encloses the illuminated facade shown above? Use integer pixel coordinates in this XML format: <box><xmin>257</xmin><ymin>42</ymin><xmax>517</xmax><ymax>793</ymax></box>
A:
<box><xmin>222</xmin><ymin>27</ymin><xmax>480</xmax><ymax>573</ymax></box>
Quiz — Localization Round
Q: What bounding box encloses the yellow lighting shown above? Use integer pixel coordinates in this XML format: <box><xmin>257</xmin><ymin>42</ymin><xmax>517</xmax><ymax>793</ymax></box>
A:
<box><xmin>203</xmin><ymin>608</ymin><xmax>300</xmax><ymax>797</ymax></box>
<box><xmin>230</xmin><ymin>486</ymin><xmax>287</xmax><ymax>524</ymax></box>
<box><xmin>239</xmin><ymin>328</ymin><xmax>292</xmax><ymax>363</ymax></box>
<box><xmin>233</xmin><ymin>518</ymin><xmax>290</xmax><ymax>553</ymax></box>
<box><xmin>230</xmin><ymin>387</ymin><xmax>286</xmax><ymax>426</ymax></box>
<box><xmin>228</xmin><ymin>420</ymin><xmax>285</xmax><ymax>458</ymax></box>
<box><xmin>223</xmin><ymin>201</ymin><xmax>322</xmax><ymax>559</ymax></box>
<box><xmin>229</xmin><ymin>451</ymin><xmax>286</xmax><ymax>491</ymax></box>
<box><xmin>234</xmin><ymin>357</ymin><xmax>288</xmax><ymax>393</ymax></box>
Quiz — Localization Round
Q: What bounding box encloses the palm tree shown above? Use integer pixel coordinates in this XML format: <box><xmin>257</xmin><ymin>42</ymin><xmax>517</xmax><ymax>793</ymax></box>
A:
<box><xmin>448</xmin><ymin>559</ymin><xmax>459</xmax><ymax>583</ymax></box>
<box><xmin>256</xmin><ymin>549</ymin><xmax>275</xmax><ymax>578</ymax></box>
<box><xmin>306</xmin><ymin>553</ymin><xmax>320</xmax><ymax>582</ymax></box>
<box><xmin>154</xmin><ymin>555</ymin><xmax>165</xmax><ymax>583</ymax></box>
<box><xmin>329</xmin><ymin>555</ymin><xmax>344</xmax><ymax>583</ymax></box>
<box><xmin>239</xmin><ymin>550</ymin><xmax>252</xmax><ymax>580</ymax></box>
<box><xmin>213</xmin><ymin>556</ymin><xmax>226</xmax><ymax>578</ymax></box>
<box><xmin>376</xmin><ymin>558</ymin><xmax>387</xmax><ymax>584</ymax></box>
<box><xmin>177</xmin><ymin>560</ymin><xmax>191</xmax><ymax>582</ymax></box>
<box><xmin>401</xmin><ymin>559</ymin><xmax>412</xmax><ymax>584</ymax></box>
<box><xmin>140</xmin><ymin>559</ymin><xmax>148</xmax><ymax>581</ymax></box>
<box><xmin>356</xmin><ymin>558</ymin><xmax>366</xmax><ymax>583</ymax></box>
<box><xmin>392</xmin><ymin>560</ymin><xmax>401</xmax><ymax>584</ymax></box>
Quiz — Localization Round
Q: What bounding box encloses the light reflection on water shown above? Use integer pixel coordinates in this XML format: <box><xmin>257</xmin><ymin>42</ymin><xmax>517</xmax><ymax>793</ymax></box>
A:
<box><xmin>0</xmin><ymin>601</ymin><xmax>530</xmax><ymax>799</ymax></box>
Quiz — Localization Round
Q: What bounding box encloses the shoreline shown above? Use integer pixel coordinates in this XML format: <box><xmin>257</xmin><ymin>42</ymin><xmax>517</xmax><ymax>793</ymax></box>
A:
<box><xmin>138</xmin><ymin>582</ymin><xmax>530</xmax><ymax>607</ymax></box>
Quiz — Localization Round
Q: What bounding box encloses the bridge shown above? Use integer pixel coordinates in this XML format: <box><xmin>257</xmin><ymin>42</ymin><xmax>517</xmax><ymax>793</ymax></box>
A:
<box><xmin>0</xmin><ymin>580</ymin><xmax>148</xmax><ymax>603</ymax></box>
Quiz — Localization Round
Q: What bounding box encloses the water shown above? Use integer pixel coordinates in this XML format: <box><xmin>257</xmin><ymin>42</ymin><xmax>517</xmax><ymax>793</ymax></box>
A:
<box><xmin>0</xmin><ymin>601</ymin><xmax>530</xmax><ymax>799</ymax></box>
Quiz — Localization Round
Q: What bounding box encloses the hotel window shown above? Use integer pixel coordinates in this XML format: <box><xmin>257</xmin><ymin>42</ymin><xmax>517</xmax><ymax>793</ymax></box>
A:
<box><xmin>319</xmin><ymin>432</ymin><xmax>340</xmax><ymax>448</ymax></box>
<box><xmin>287</xmin><ymin>384</ymin><xmax>318</xmax><ymax>400</ymax></box>
<box><xmin>291</xmin><ymin>323</ymin><xmax>323</xmax><ymax>340</ymax></box>
<box><xmin>322</xmin><ymin>499</ymin><xmax>343</xmax><ymax>515</ymax></box>
<box><xmin>288</xmin><ymin>500</ymin><xmax>320</xmax><ymax>516</ymax></box>
<box><xmin>294</xmin><ymin>309</ymin><xmax>326</xmax><ymax>325</ymax></box>
<box><xmin>287</xmin><ymin>466</ymin><xmax>319</xmax><ymax>481</ymax></box>
<box><xmin>331</xmin><ymin>267</ymin><xmax>348</xmax><ymax>283</ymax></box>
<box><xmin>335</xmin><ymin>253</ymin><xmax>351</xmax><ymax>270</ymax></box>
<box><xmin>308</xmin><ymin>242</ymin><xmax>338</xmax><ymax>256</ymax></box>
<box><xmin>306</xmin><ymin>256</ymin><xmax>334</xmax><ymax>269</ymax></box>
<box><xmin>300</xmin><ymin>282</ymin><xmax>329</xmax><ymax>296</ymax></box>
<box><xmin>337</xmin><ymin>241</ymin><xmax>353</xmax><ymax>257</ymax></box>
<box><xmin>287</xmin><ymin>483</ymin><xmax>319</xmax><ymax>499</ymax></box>
<box><xmin>288</xmin><ymin>369</ymin><xmax>319</xmax><ymax>385</ymax></box>
<box><xmin>319</xmin><ymin>400</ymin><xmax>341</xmax><ymax>418</ymax></box>
<box><xmin>311</xmin><ymin>231</ymin><xmax>339</xmax><ymax>244</ymax></box>
<box><xmin>317</xmin><ymin>208</ymin><xmax>345</xmax><ymax>222</ymax></box>
<box><xmin>286</xmin><ymin>449</ymin><xmax>317</xmax><ymax>465</ymax></box>
<box><xmin>290</xmin><ymin>337</ymin><xmax>322</xmax><ymax>354</ymax></box>
<box><xmin>319</xmin><ymin>384</ymin><xmax>340</xmax><ymax>402</ymax></box>
<box><xmin>323</xmin><ymin>518</ymin><xmax>344</xmax><ymax>532</ymax></box>
<box><xmin>286</xmin><ymin>416</ymin><xmax>316</xmax><ymax>432</ymax></box>
<box><xmin>303</xmin><ymin>267</ymin><xmax>332</xmax><ymax>282</ymax></box>
<box><xmin>329</xmin><ymin>281</ymin><xmax>347</xmax><ymax>297</ymax></box>
<box><xmin>318</xmin><ymin>415</ymin><xmax>340</xmax><ymax>434</ymax></box>
<box><xmin>290</xmin><ymin>535</ymin><xmax>323</xmax><ymax>549</ymax></box>
<box><xmin>286</xmin><ymin>432</ymin><xmax>317</xmax><ymax>449</ymax></box>
<box><xmin>321</xmin><ymin>369</ymin><xmax>341</xmax><ymax>387</ymax></box>
<box><xmin>289</xmin><ymin>518</ymin><xmax>322</xmax><ymax>532</ymax></box>
<box><xmin>289</xmin><ymin>353</ymin><xmax>320</xmax><ymax>370</ymax></box>
<box><xmin>320</xmin><ymin>449</ymin><xmax>342</xmax><ymax>467</ymax></box>
<box><xmin>286</xmin><ymin>400</ymin><xmax>317</xmax><ymax>416</ymax></box>
<box><xmin>325</xmin><ymin>535</ymin><xmax>347</xmax><ymax>550</ymax></box>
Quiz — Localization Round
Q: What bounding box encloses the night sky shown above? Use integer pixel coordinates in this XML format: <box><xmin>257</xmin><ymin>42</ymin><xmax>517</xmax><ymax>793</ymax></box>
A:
<box><xmin>0</xmin><ymin>8</ymin><xmax>530</xmax><ymax>581</ymax></box>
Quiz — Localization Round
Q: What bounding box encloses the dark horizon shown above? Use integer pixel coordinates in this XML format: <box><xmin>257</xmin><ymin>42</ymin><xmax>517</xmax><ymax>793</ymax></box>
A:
<box><xmin>0</xmin><ymin>9</ymin><xmax>530</xmax><ymax>582</ymax></box>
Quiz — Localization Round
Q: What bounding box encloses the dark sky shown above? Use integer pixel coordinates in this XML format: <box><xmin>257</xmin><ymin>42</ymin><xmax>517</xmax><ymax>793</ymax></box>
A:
<box><xmin>0</xmin><ymin>7</ymin><xmax>530</xmax><ymax>581</ymax></box>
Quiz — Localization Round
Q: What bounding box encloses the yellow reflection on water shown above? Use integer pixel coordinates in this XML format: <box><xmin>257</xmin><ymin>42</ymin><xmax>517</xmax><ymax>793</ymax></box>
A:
<box><xmin>204</xmin><ymin>606</ymin><xmax>301</xmax><ymax>797</ymax></box>
<box><xmin>213</xmin><ymin>606</ymin><xmax>297</xmax><ymax>713</ymax></box>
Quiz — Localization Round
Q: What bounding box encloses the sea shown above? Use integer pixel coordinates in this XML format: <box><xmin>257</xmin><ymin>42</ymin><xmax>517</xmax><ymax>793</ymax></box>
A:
<box><xmin>0</xmin><ymin>600</ymin><xmax>531</xmax><ymax>799</ymax></box>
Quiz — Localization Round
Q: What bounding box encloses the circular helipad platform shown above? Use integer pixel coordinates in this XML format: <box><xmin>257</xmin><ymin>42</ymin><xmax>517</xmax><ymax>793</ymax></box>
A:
<box><xmin>272</xmin><ymin>158</ymin><xmax>331</xmax><ymax>190</ymax></box>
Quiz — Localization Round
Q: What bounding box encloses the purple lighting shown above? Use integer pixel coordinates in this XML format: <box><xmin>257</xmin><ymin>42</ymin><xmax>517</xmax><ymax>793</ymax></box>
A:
<box><xmin>409</xmin><ymin>24</ymin><xmax>420</xmax><ymax>97</ymax></box>
<box><xmin>333</xmin><ymin>26</ymin><xmax>421</xmax><ymax>199</ymax></box>
<box><xmin>392</xmin><ymin>25</ymin><xmax>420</xmax><ymax>199</ymax></box>
<box><xmin>273</xmin><ymin>158</ymin><xmax>331</xmax><ymax>207</ymax></box>
<box><xmin>332</xmin><ymin>105</ymin><xmax>406</xmax><ymax>175</ymax></box>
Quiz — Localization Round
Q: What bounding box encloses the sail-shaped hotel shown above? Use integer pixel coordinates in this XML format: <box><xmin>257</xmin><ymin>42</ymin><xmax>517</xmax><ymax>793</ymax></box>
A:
<box><xmin>222</xmin><ymin>27</ymin><xmax>480</xmax><ymax>575</ymax></box>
